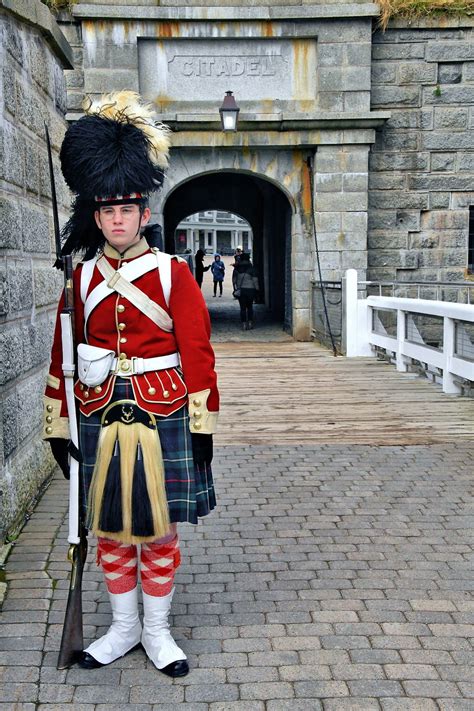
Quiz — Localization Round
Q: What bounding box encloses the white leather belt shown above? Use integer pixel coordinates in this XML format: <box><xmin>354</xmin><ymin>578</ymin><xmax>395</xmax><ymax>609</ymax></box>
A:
<box><xmin>111</xmin><ymin>353</ymin><xmax>180</xmax><ymax>376</ymax></box>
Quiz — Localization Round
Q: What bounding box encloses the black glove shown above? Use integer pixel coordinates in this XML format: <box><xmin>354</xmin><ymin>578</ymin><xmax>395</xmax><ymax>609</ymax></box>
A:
<box><xmin>191</xmin><ymin>433</ymin><xmax>213</xmax><ymax>467</ymax></box>
<box><xmin>49</xmin><ymin>438</ymin><xmax>70</xmax><ymax>480</ymax></box>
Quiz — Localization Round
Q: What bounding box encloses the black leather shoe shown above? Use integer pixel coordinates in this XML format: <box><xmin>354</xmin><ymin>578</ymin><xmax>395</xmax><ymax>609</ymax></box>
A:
<box><xmin>77</xmin><ymin>643</ymin><xmax>141</xmax><ymax>669</ymax></box>
<box><xmin>159</xmin><ymin>659</ymin><xmax>189</xmax><ymax>677</ymax></box>
<box><xmin>78</xmin><ymin>651</ymin><xmax>104</xmax><ymax>669</ymax></box>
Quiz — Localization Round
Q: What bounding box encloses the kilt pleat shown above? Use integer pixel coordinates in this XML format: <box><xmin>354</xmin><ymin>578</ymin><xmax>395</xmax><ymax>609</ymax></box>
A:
<box><xmin>79</xmin><ymin>378</ymin><xmax>216</xmax><ymax>528</ymax></box>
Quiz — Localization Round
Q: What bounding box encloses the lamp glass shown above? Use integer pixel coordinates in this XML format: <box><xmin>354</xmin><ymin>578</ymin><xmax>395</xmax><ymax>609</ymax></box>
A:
<box><xmin>223</xmin><ymin>113</ymin><xmax>237</xmax><ymax>131</ymax></box>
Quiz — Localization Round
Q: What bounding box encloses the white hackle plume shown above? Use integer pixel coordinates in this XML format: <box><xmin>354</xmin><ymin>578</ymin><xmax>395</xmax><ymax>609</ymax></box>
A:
<box><xmin>83</xmin><ymin>91</ymin><xmax>171</xmax><ymax>170</ymax></box>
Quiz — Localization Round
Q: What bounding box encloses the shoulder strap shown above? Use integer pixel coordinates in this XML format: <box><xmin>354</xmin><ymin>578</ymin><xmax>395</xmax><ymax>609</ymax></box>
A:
<box><xmin>80</xmin><ymin>256</ymin><xmax>98</xmax><ymax>303</ymax></box>
<box><xmin>154</xmin><ymin>250</ymin><xmax>171</xmax><ymax>307</ymax></box>
<box><xmin>86</xmin><ymin>255</ymin><xmax>174</xmax><ymax>334</ymax></box>
<box><xmin>84</xmin><ymin>253</ymin><xmax>157</xmax><ymax>324</ymax></box>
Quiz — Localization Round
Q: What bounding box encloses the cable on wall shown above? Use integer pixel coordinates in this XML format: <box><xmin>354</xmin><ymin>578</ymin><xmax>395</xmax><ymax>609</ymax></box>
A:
<box><xmin>306</xmin><ymin>155</ymin><xmax>338</xmax><ymax>357</ymax></box>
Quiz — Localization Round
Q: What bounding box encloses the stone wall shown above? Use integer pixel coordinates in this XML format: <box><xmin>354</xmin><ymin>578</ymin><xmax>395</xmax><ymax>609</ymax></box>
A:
<box><xmin>369</xmin><ymin>21</ymin><xmax>474</xmax><ymax>283</ymax></box>
<box><xmin>0</xmin><ymin>0</ymin><xmax>73</xmax><ymax>542</ymax></box>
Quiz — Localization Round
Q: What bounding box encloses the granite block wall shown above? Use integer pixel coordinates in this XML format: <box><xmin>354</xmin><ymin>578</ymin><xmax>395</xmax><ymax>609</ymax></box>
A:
<box><xmin>370</xmin><ymin>23</ymin><xmax>474</xmax><ymax>283</ymax></box>
<box><xmin>0</xmin><ymin>0</ymin><xmax>72</xmax><ymax>542</ymax></box>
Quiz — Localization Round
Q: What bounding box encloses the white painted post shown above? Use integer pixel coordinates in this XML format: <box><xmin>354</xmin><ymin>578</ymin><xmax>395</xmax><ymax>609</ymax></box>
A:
<box><xmin>396</xmin><ymin>309</ymin><xmax>409</xmax><ymax>372</ymax></box>
<box><xmin>344</xmin><ymin>270</ymin><xmax>372</xmax><ymax>357</ymax></box>
<box><xmin>344</xmin><ymin>269</ymin><xmax>359</xmax><ymax>357</ymax></box>
<box><xmin>443</xmin><ymin>316</ymin><xmax>462</xmax><ymax>394</ymax></box>
<box><xmin>358</xmin><ymin>299</ymin><xmax>372</xmax><ymax>357</ymax></box>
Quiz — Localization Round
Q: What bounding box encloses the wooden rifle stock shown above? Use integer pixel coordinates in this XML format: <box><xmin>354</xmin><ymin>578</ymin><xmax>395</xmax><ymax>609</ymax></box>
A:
<box><xmin>57</xmin><ymin>531</ymin><xmax>88</xmax><ymax>669</ymax></box>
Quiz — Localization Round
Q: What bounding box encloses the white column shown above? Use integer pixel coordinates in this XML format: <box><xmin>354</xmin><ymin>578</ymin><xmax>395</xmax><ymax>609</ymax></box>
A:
<box><xmin>186</xmin><ymin>228</ymin><xmax>192</xmax><ymax>251</ymax></box>
<box><xmin>212</xmin><ymin>229</ymin><xmax>217</xmax><ymax>254</ymax></box>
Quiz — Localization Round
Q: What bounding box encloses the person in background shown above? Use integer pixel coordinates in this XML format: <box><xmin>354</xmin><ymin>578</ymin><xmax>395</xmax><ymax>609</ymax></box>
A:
<box><xmin>180</xmin><ymin>248</ymin><xmax>194</xmax><ymax>277</ymax></box>
<box><xmin>232</xmin><ymin>252</ymin><xmax>259</xmax><ymax>330</ymax></box>
<box><xmin>194</xmin><ymin>248</ymin><xmax>211</xmax><ymax>289</ymax></box>
<box><xmin>210</xmin><ymin>253</ymin><xmax>225</xmax><ymax>297</ymax></box>
<box><xmin>231</xmin><ymin>246</ymin><xmax>243</xmax><ymax>267</ymax></box>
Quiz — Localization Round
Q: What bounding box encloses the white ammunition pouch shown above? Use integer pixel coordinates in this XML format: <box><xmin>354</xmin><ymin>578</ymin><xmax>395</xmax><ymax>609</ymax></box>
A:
<box><xmin>77</xmin><ymin>343</ymin><xmax>115</xmax><ymax>387</ymax></box>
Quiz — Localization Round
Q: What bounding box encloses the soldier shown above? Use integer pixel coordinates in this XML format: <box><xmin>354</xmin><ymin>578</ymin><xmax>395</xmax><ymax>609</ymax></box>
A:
<box><xmin>43</xmin><ymin>92</ymin><xmax>218</xmax><ymax>676</ymax></box>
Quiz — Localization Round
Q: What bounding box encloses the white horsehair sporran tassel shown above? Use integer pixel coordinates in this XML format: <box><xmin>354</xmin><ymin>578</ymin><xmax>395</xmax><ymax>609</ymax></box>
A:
<box><xmin>87</xmin><ymin>401</ymin><xmax>170</xmax><ymax>544</ymax></box>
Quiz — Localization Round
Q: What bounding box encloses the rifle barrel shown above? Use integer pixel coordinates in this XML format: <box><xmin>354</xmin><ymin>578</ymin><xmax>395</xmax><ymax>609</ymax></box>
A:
<box><xmin>44</xmin><ymin>123</ymin><xmax>62</xmax><ymax>263</ymax></box>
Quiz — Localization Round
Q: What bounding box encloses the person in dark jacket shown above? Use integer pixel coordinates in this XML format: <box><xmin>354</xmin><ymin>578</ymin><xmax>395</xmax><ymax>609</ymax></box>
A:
<box><xmin>210</xmin><ymin>254</ymin><xmax>225</xmax><ymax>297</ymax></box>
<box><xmin>194</xmin><ymin>249</ymin><xmax>211</xmax><ymax>289</ymax></box>
<box><xmin>232</xmin><ymin>253</ymin><xmax>259</xmax><ymax>330</ymax></box>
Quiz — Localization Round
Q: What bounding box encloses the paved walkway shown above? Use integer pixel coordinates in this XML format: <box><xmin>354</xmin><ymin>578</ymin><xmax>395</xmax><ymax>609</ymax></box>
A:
<box><xmin>1</xmin><ymin>287</ymin><xmax>474</xmax><ymax>710</ymax></box>
<box><xmin>2</xmin><ymin>442</ymin><xmax>473</xmax><ymax>710</ymax></box>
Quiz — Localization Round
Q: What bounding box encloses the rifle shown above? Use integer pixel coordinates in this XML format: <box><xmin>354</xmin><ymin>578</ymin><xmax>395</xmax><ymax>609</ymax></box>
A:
<box><xmin>44</xmin><ymin>124</ymin><xmax>88</xmax><ymax>669</ymax></box>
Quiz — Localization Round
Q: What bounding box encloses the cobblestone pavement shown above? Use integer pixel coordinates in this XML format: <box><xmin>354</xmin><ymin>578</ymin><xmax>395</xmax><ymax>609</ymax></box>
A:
<box><xmin>1</xmin><ymin>440</ymin><xmax>474</xmax><ymax>710</ymax></box>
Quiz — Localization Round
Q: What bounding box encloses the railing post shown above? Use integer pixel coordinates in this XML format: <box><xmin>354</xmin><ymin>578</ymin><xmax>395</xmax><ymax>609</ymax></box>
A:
<box><xmin>344</xmin><ymin>269</ymin><xmax>372</xmax><ymax>357</ymax></box>
<box><xmin>443</xmin><ymin>317</ymin><xmax>462</xmax><ymax>394</ymax></box>
<box><xmin>344</xmin><ymin>269</ymin><xmax>359</xmax><ymax>356</ymax></box>
<box><xmin>396</xmin><ymin>309</ymin><xmax>409</xmax><ymax>372</ymax></box>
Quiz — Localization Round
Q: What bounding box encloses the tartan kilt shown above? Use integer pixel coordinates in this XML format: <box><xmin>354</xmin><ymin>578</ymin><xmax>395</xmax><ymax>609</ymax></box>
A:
<box><xmin>79</xmin><ymin>378</ymin><xmax>216</xmax><ymax>527</ymax></box>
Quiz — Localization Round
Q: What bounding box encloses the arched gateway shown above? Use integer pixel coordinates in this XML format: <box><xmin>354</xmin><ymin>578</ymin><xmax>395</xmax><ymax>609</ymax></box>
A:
<box><xmin>160</xmin><ymin>170</ymin><xmax>294</xmax><ymax>332</ymax></box>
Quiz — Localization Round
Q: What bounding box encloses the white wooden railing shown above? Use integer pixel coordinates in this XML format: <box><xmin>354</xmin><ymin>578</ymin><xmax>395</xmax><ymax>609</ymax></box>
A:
<box><xmin>344</xmin><ymin>269</ymin><xmax>474</xmax><ymax>395</ymax></box>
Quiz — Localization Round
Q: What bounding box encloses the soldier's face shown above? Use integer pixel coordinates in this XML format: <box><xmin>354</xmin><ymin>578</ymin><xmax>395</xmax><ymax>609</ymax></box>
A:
<box><xmin>95</xmin><ymin>204</ymin><xmax>151</xmax><ymax>252</ymax></box>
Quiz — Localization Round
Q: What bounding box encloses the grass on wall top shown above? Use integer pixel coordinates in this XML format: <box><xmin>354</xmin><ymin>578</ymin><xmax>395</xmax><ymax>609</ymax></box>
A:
<box><xmin>378</xmin><ymin>0</ymin><xmax>474</xmax><ymax>30</ymax></box>
<box><xmin>40</xmin><ymin>0</ymin><xmax>474</xmax><ymax>25</ymax></box>
<box><xmin>42</xmin><ymin>0</ymin><xmax>74</xmax><ymax>10</ymax></box>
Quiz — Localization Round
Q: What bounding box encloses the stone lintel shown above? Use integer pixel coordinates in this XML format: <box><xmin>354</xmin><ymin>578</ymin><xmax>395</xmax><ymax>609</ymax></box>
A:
<box><xmin>73</xmin><ymin>3</ymin><xmax>380</xmax><ymax>21</ymax></box>
<box><xmin>1</xmin><ymin>0</ymin><xmax>74</xmax><ymax>69</ymax></box>
<box><xmin>175</xmin><ymin>111</ymin><xmax>389</xmax><ymax>130</ymax></box>
<box><xmin>164</xmin><ymin>127</ymin><xmax>378</xmax><ymax>148</ymax></box>
<box><xmin>66</xmin><ymin>111</ymin><xmax>389</xmax><ymax>137</ymax></box>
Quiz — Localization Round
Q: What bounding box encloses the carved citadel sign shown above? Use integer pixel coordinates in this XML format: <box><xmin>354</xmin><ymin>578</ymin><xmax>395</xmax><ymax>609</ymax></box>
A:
<box><xmin>178</xmin><ymin>55</ymin><xmax>278</xmax><ymax>78</ymax></box>
<box><xmin>138</xmin><ymin>38</ymin><xmax>316</xmax><ymax>103</ymax></box>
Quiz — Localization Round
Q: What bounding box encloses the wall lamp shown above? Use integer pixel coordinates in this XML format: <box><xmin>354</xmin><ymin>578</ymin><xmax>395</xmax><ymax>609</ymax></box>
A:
<box><xmin>219</xmin><ymin>91</ymin><xmax>240</xmax><ymax>132</ymax></box>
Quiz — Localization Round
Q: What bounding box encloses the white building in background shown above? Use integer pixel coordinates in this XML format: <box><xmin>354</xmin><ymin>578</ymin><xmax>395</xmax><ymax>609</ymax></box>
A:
<box><xmin>175</xmin><ymin>210</ymin><xmax>253</xmax><ymax>255</ymax></box>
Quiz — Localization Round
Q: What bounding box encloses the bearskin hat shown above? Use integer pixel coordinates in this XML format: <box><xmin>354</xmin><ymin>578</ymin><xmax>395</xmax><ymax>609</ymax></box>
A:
<box><xmin>58</xmin><ymin>91</ymin><xmax>171</xmax><ymax>260</ymax></box>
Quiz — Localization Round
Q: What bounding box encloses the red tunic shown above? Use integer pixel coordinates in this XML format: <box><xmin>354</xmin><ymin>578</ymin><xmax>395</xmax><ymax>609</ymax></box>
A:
<box><xmin>43</xmin><ymin>238</ymin><xmax>219</xmax><ymax>438</ymax></box>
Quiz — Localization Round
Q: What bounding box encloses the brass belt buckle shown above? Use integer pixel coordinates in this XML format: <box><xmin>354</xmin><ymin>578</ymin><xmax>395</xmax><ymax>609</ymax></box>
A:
<box><xmin>116</xmin><ymin>358</ymin><xmax>132</xmax><ymax>375</ymax></box>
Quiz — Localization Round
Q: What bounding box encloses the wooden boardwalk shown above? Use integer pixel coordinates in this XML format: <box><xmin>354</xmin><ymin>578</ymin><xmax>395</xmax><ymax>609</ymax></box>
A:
<box><xmin>214</xmin><ymin>341</ymin><xmax>474</xmax><ymax>446</ymax></box>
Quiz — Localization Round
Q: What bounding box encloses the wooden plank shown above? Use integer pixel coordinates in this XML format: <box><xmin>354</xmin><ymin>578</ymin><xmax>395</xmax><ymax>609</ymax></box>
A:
<box><xmin>213</xmin><ymin>342</ymin><xmax>474</xmax><ymax>446</ymax></box>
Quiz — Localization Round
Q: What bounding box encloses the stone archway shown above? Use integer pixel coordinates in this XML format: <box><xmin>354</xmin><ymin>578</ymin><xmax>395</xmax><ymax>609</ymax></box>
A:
<box><xmin>162</xmin><ymin>171</ymin><xmax>293</xmax><ymax>329</ymax></box>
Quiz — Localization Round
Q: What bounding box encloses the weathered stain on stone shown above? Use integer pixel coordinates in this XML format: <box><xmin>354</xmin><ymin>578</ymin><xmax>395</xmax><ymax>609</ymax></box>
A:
<box><xmin>337</xmin><ymin>232</ymin><xmax>346</xmax><ymax>248</ymax></box>
<box><xmin>260</xmin><ymin>99</ymin><xmax>274</xmax><ymax>115</ymax></box>
<box><xmin>261</xmin><ymin>21</ymin><xmax>274</xmax><ymax>38</ymax></box>
<box><xmin>298</xmin><ymin>99</ymin><xmax>314</xmax><ymax>113</ymax></box>
<box><xmin>299</xmin><ymin>154</ymin><xmax>312</xmax><ymax>218</ymax></box>
<box><xmin>154</xmin><ymin>94</ymin><xmax>173</xmax><ymax>111</ymax></box>
<box><xmin>293</xmin><ymin>39</ymin><xmax>316</xmax><ymax>100</ymax></box>
<box><xmin>156</xmin><ymin>21</ymin><xmax>182</xmax><ymax>38</ymax></box>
